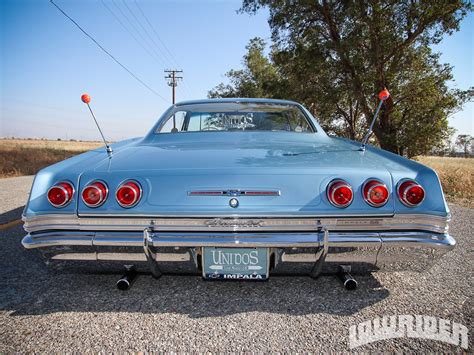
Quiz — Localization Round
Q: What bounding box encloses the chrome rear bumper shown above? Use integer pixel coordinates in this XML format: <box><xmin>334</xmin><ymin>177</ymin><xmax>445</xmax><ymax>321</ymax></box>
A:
<box><xmin>22</xmin><ymin>228</ymin><xmax>456</xmax><ymax>275</ymax></box>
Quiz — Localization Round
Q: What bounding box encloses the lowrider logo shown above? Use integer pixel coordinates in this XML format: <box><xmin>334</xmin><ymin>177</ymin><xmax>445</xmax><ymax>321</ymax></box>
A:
<box><xmin>205</xmin><ymin>218</ymin><xmax>264</xmax><ymax>228</ymax></box>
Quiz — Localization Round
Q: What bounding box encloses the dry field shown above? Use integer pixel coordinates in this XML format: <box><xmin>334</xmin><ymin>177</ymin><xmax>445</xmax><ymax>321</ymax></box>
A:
<box><xmin>0</xmin><ymin>139</ymin><xmax>102</xmax><ymax>178</ymax></box>
<box><xmin>415</xmin><ymin>156</ymin><xmax>474</xmax><ymax>207</ymax></box>
<box><xmin>0</xmin><ymin>139</ymin><xmax>472</xmax><ymax>206</ymax></box>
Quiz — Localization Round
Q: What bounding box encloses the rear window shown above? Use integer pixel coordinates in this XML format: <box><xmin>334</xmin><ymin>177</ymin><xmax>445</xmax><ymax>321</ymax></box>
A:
<box><xmin>156</xmin><ymin>102</ymin><xmax>314</xmax><ymax>133</ymax></box>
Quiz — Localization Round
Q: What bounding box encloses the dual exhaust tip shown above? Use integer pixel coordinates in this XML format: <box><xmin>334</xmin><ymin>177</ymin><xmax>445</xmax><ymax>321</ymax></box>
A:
<box><xmin>336</xmin><ymin>265</ymin><xmax>358</xmax><ymax>290</ymax></box>
<box><xmin>116</xmin><ymin>266</ymin><xmax>137</xmax><ymax>291</ymax></box>
<box><xmin>116</xmin><ymin>265</ymin><xmax>358</xmax><ymax>291</ymax></box>
<box><xmin>337</xmin><ymin>272</ymin><xmax>358</xmax><ymax>290</ymax></box>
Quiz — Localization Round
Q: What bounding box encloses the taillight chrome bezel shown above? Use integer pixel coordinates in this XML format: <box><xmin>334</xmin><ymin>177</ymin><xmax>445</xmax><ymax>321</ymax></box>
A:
<box><xmin>81</xmin><ymin>180</ymin><xmax>109</xmax><ymax>208</ymax></box>
<box><xmin>397</xmin><ymin>179</ymin><xmax>425</xmax><ymax>207</ymax></box>
<box><xmin>116</xmin><ymin>180</ymin><xmax>142</xmax><ymax>208</ymax></box>
<box><xmin>327</xmin><ymin>179</ymin><xmax>353</xmax><ymax>208</ymax></box>
<box><xmin>362</xmin><ymin>179</ymin><xmax>389</xmax><ymax>207</ymax></box>
<box><xmin>47</xmin><ymin>181</ymin><xmax>75</xmax><ymax>208</ymax></box>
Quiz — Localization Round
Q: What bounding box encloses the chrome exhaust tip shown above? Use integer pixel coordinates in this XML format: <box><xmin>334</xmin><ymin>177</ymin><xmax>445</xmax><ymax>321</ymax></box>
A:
<box><xmin>337</xmin><ymin>266</ymin><xmax>358</xmax><ymax>290</ymax></box>
<box><xmin>341</xmin><ymin>275</ymin><xmax>358</xmax><ymax>290</ymax></box>
<box><xmin>116</xmin><ymin>278</ymin><xmax>131</xmax><ymax>291</ymax></box>
<box><xmin>116</xmin><ymin>265</ymin><xmax>137</xmax><ymax>291</ymax></box>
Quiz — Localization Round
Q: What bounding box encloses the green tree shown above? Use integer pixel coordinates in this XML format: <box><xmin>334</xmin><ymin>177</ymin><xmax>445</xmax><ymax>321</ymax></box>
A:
<box><xmin>455</xmin><ymin>134</ymin><xmax>473</xmax><ymax>157</ymax></box>
<box><xmin>208</xmin><ymin>38</ymin><xmax>282</xmax><ymax>99</ymax></box>
<box><xmin>211</xmin><ymin>0</ymin><xmax>472</xmax><ymax>156</ymax></box>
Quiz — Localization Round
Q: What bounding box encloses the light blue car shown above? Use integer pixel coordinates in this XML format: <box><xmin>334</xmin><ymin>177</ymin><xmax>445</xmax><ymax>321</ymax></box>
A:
<box><xmin>21</xmin><ymin>98</ymin><xmax>455</xmax><ymax>287</ymax></box>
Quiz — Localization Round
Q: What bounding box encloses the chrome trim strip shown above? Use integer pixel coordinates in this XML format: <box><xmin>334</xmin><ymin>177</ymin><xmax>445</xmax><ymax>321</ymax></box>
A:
<box><xmin>380</xmin><ymin>231</ymin><xmax>456</xmax><ymax>248</ymax></box>
<box><xmin>77</xmin><ymin>212</ymin><xmax>394</xmax><ymax>218</ymax></box>
<box><xmin>149</xmin><ymin>232</ymin><xmax>322</xmax><ymax>248</ymax></box>
<box><xmin>51</xmin><ymin>252</ymin><xmax>189</xmax><ymax>262</ymax></box>
<box><xmin>22</xmin><ymin>213</ymin><xmax>450</xmax><ymax>234</ymax></box>
<box><xmin>22</xmin><ymin>230</ymin><xmax>454</xmax><ymax>251</ymax></box>
<box><xmin>188</xmin><ymin>190</ymin><xmax>281</xmax><ymax>196</ymax></box>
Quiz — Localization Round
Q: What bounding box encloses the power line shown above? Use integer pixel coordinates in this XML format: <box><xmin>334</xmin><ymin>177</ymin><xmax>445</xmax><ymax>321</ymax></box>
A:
<box><xmin>100</xmin><ymin>0</ymin><xmax>166</xmax><ymax>68</ymax></box>
<box><xmin>180</xmin><ymin>76</ymin><xmax>194</xmax><ymax>99</ymax></box>
<box><xmin>121</xmin><ymin>0</ymin><xmax>169</xmax><ymax>66</ymax></box>
<box><xmin>118</xmin><ymin>0</ymin><xmax>193</xmax><ymax>100</ymax></box>
<box><xmin>49</xmin><ymin>0</ymin><xmax>169</xmax><ymax>102</ymax></box>
<box><xmin>6</xmin><ymin>98</ymin><xmax>133</xmax><ymax>120</ymax></box>
<box><xmin>110</xmin><ymin>0</ymin><xmax>167</xmax><ymax>67</ymax></box>
<box><xmin>133</xmin><ymin>0</ymin><xmax>194</xmax><ymax>98</ymax></box>
<box><xmin>133</xmin><ymin>0</ymin><xmax>176</xmax><ymax>66</ymax></box>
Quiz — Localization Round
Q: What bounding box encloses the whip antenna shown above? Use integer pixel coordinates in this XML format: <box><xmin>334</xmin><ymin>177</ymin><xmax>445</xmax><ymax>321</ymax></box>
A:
<box><xmin>81</xmin><ymin>94</ymin><xmax>113</xmax><ymax>155</ymax></box>
<box><xmin>360</xmin><ymin>88</ymin><xmax>390</xmax><ymax>151</ymax></box>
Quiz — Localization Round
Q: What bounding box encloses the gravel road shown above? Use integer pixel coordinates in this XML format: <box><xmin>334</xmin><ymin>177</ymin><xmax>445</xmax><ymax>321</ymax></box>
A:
<box><xmin>0</xmin><ymin>176</ymin><xmax>472</xmax><ymax>352</ymax></box>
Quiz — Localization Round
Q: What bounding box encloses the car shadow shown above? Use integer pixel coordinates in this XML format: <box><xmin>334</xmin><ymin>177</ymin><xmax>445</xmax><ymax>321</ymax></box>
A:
<box><xmin>0</xmin><ymin>206</ymin><xmax>24</xmax><ymax>225</ymax></box>
<box><xmin>2</xmin><ymin>222</ymin><xmax>389</xmax><ymax>318</ymax></box>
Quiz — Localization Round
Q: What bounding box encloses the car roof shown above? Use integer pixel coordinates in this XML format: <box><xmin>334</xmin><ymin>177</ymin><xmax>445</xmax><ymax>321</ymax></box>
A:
<box><xmin>175</xmin><ymin>98</ymin><xmax>301</xmax><ymax>106</ymax></box>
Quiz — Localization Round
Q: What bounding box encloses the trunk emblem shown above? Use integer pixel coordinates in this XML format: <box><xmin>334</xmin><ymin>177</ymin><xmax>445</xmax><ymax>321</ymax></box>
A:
<box><xmin>229</xmin><ymin>198</ymin><xmax>239</xmax><ymax>208</ymax></box>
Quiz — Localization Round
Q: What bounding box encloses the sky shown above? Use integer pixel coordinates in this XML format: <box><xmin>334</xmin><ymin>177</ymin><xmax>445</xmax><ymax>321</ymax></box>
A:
<box><xmin>0</xmin><ymin>0</ymin><xmax>472</xmax><ymax>142</ymax></box>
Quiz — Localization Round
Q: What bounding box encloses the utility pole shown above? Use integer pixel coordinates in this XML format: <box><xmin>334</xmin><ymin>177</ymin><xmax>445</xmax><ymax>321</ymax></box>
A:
<box><xmin>164</xmin><ymin>69</ymin><xmax>183</xmax><ymax>104</ymax></box>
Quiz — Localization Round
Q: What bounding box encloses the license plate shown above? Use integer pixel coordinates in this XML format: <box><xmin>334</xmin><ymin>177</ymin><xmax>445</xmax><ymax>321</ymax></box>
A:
<box><xmin>202</xmin><ymin>247</ymin><xmax>269</xmax><ymax>280</ymax></box>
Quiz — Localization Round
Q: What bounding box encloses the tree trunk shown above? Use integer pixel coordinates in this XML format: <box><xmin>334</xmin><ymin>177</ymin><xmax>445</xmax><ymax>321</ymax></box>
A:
<box><xmin>378</xmin><ymin>139</ymin><xmax>399</xmax><ymax>154</ymax></box>
<box><xmin>371</xmin><ymin>99</ymin><xmax>400</xmax><ymax>154</ymax></box>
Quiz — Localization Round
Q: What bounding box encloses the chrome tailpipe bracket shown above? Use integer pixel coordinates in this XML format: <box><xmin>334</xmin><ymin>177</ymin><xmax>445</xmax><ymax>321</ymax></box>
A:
<box><xmin>143</xmin><ymin>227</ymin><xmax>162</xmax><ymax>279</ymax></box>
<box><xmin>310</xmin><ymin>227</ymin><xmax>329</xmax><ymax>279</ymax></box>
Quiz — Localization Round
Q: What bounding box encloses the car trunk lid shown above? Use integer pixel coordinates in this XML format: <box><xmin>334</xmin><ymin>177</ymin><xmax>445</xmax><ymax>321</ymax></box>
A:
<box><xmin>77</xmin><ymin>134</ymin><xmax>395</xmax><ymax>216</ymax></box>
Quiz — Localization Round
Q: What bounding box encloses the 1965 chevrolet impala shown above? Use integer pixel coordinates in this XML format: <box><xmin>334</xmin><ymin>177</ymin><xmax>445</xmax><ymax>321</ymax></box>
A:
<box><xmin>22</xmin><ymin>97</ymin><xmax>455</xmax><ymax>286</ymax></box>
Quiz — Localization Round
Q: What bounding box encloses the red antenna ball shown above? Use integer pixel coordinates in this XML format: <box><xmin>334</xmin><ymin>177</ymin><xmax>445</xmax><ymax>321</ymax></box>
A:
<box><xmin>378</xmin><ymin>89</ymin><xmax>390</xmax><ymax>101</ymax></box>
<box><xmin>81</xmin><ymin>94</ymin><xmax>91</xmax><ymax>104</ymax></box>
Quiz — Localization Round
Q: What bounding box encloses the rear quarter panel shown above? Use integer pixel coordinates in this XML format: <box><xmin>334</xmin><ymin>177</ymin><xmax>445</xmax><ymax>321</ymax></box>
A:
<box><xmin>23</xmin><ymin>138</ymin><xmax>141</xmax><ymax>217</ymax></box>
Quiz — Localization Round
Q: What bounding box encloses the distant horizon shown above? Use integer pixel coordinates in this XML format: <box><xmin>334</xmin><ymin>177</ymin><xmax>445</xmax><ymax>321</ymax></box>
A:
<box><xmin>1</xmin><ymin>0</ymin><xmax>472</xmax><ymax>142</ymax></box>
<box><xmin>1</xmin><ymin>134</ymin><xmax>472</xmax><ymax>154</ymax></box>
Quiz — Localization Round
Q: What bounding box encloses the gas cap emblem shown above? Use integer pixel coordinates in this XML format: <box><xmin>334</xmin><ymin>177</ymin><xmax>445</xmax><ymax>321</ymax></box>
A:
<box><xmin>229</xmin><ymin>198</ymin><xmax>239</xmax><ymax>208</ymax></box>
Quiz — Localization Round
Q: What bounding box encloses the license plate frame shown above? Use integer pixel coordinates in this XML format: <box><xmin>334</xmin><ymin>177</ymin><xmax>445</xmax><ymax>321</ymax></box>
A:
<box><xmin>202</xmin><ymin>247</ymin><xmax>269</xmax><ymax>280</ymax></box>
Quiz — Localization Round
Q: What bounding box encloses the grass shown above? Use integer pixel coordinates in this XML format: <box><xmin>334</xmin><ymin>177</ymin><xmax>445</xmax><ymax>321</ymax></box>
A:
<box><xmin>415</xmin><ymin>156</ymin><xmax>474</xmax><ymax>207</ymax></box>
<box><xmin>0</xmin><ymin>139</ymin><xmax>472</xmax><ymax>207</ymax></box>
<box><xmin>0</xmin><ymin>139</ymin><xmax>102</xmax><ymax>178</ymax></box>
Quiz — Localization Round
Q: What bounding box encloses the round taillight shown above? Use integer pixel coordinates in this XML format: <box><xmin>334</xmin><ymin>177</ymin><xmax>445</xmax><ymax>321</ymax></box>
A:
<box><xmin>116</xmin><ymin>180</ymin><xmax>142</xmax><ymax>208</ymax></box>
<box><xmin>47</xmin><ymin>181</ymin><xmax>74</xmax><ymax>208</ymax></box>
<box><xmin>327</xmin><ymin>179</ymin><xmax>353</xmax><ymax>208</ymax></box>
<box><xmin>398</xmin><ymin>180</ymin><xmax>425</xmax><ymax>207</ymax></box>
<box><xmin>363</xmin><ymin>179</ymin><xmax>389</xmax><ymax>207</ymax></box>
<box><xmin>82</xmin><ymin>181</ymin><xmax>108</xmax><ymax>207</ymax></box>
